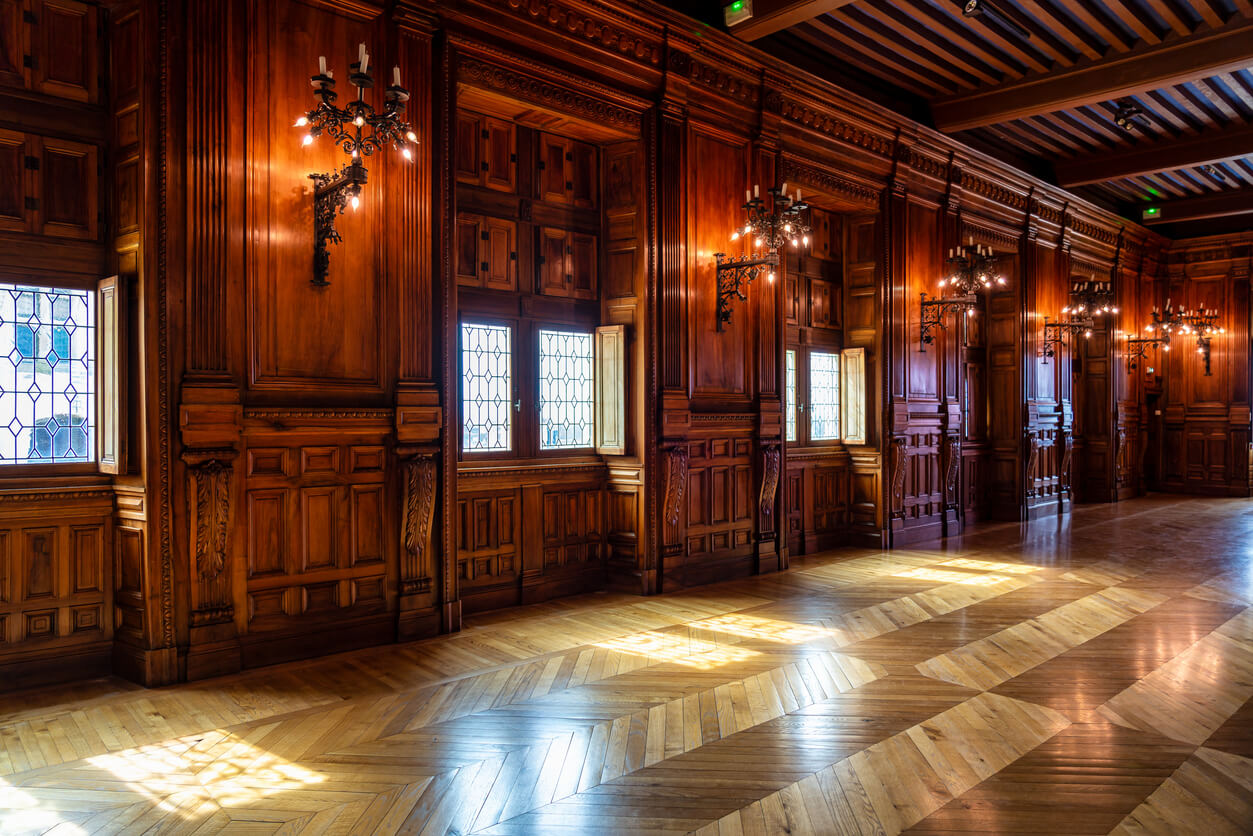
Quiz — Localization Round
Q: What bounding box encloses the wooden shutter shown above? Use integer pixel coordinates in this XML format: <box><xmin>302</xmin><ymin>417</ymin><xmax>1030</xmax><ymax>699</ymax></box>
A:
<box><xmin>595</xmin><ymin>325</ymin><xmax>625</xmax><ymax>455</ymax></box>
<box><xmin>97</xmin><ymin>275</ymin><xmax>125</xmax><ymax>474</ymax></box>
<box><xmin>841</xmin><ymin>347</ymin><xmax>866</xmax><ymax>445</ymax></box>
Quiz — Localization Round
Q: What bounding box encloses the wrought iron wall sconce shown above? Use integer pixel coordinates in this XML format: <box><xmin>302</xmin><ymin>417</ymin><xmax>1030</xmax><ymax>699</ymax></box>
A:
<box><xmin>919</xmin><ymin>293</ymin><xmax>977</xmax><ymax>352</ymax></box>
<box><xmin>1040</xmin><ymin>316</ymin><xmax>1093</xmax><ymax>362</ymax></box>
<box><xmin>715</xmin><ymin>182</ymin><xmax>810</xmax><ymax>330</ymax></box>
<box><xmin>296</xmin><ymin>45</ymin><xmax>416</xmax><ymax>286</ymax></box>
<box><xmin>1124</xmin><ymin>334</ymin><xmax>1169</xmax><ymax>373</ymax></box>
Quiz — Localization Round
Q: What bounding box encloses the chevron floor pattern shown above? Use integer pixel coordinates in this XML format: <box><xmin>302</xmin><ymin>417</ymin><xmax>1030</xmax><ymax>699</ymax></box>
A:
<box><xmin>1</xmin><ymin>494</ymin><xmax>1251</xmax><ymax>834</ymax></box>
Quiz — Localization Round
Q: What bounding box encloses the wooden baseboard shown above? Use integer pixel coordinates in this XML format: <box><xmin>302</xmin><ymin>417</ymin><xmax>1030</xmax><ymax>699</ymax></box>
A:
<box><xmin>240</xmin><ymin>614</ymin><xmax>395</xmax><ymax>670</ymax></box>
<box><xmin>112</xmin><ymin>642</ymin><xmax>179</xmax><ymax>688</ymax></box>
<box><xmin>0</xmin><ymin>640</ymin><xmax>113</xmax><ymax>692</ymax></box>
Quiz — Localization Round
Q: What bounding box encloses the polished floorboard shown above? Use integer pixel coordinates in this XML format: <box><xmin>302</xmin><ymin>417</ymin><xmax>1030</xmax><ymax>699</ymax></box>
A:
<box><xmin>1</xmin><ymin>495</ymin><xmax>1251</xmax><ymax>835</ymax></box>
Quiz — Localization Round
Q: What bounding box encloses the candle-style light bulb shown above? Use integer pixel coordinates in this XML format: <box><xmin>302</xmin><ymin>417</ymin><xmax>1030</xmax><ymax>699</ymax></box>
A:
<box><xmin>754</xmin><ymin>184</ymin><xmax>759</xmax><ymax>198</ymax></box>
<box><xmin>354</xmin><ymin>115</ymin><xmax>364</xmax><ymax>127</ymax></box>
<box><xmin>767</xmin><ymin>272</ymin><xmax>775</xmax><ymax>283</ymax></box>
<box><xmin>318</xmin><ymin>56</ymin><xmax>327</xmax><ymax>75</ymax></box>
<box><xmin>731</xmin><ymin>231</ymin><xmax>740</xmax><ymax>240</ymax></box>
<box><xmin>393</xmin><ymin>66</ymin><xmax>401</xmax><ymax>86</ymax></box>
<box><xmin>402</xmin><ymin>146</ymin><xmax>413</xmax><ymax>161</ymax></box>
<box><xmin>302</xmin><ymin>133</ymin><xmax>314</xmax><ymax>146</ymax></box>
<box><xmin>406</xmin><ymin>131</ymin><xmax>417</xmax><ymax>143</ymax></box>
<box><xmin>294</xmin><ymin>116</ymin><xmax>308</xmax><ymax>127</ymax></box>
<box><xmin>351</xmin><ymin>195</ymin><xmax>360</xmax><ymax>210</ymax></box>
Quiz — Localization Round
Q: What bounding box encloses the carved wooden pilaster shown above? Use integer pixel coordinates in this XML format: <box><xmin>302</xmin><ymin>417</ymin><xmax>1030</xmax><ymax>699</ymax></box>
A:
<box><xmin>1059</xmin><ymin>429</ymin><xmax>1074</xmax><ymax>494</ymax></box>
<box><xmin>890</xmin><ymin>436</ymin><xmax>908</xmax><ymax>520</ymax></box>
<box><xmin>1024</xmin><ymin>433</ymin><xmax>1041</xmax><ymax>499</ymax></box>
<box><xmin>758</xmin><ymin>444</ymin><xmax>780</xmax><ymax>535</ymax></box>
<box><xmin>661</xmin><ymin>444</ymin><xmax>688</xmax><ymax>548</ymax></box>
<box><xmin>942</xmin><ymin>433</ymin><xmax>961</xmax><ymax>510</ymax></box>
<box><xmin>181</xmin><ymin>448</ymin><xmax>237</xmax><ymax>635</ymax></box>
<box><xmin>399</xmin><ymin>450</ymin><xmax>437</xmax><ymax>596</ymax></box>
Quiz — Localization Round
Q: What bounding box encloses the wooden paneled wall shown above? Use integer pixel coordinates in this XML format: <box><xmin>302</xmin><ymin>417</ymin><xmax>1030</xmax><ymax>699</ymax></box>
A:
<box><xmin>0</xmin><ymin>0</ymin><xmax>1246</xmax><ymax>689</ymax></box>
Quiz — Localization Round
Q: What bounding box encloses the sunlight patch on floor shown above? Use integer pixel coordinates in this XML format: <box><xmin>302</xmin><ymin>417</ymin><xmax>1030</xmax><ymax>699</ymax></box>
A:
<box><xmin>894</xmin><ymin>566</ymin><xmax>1012</xmax><ymax>585</ymax></box>
<box><xmin>686</xmin><ymin>614</ymin><xmax>837</xmax><ymax>644</ymax></box>
<box><xmin>594</xmin><ymin>630</ymin><xmax>760</xmax><ymax>669</ymax></box>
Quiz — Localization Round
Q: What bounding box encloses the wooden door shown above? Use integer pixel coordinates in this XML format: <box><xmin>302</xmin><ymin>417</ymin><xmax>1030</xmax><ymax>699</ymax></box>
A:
<box><xmin>0</xmin><ymin>128</ymin><xmax>30</xmax><ymax>233</ymax></box>
<box><xmin>538</xmin><ymin>226</ymin><xmax>569</xmax><ymax>297</ymax></box>
<box><xmin>482</xmin><ymin>117</ymin><xmax>516</xmax><ymax>193</ymax></box>
<box><xmin>30</xmin><ymin>0</ymin><xmax>97</xmax><ymax>103</ymax></box>
<box><xmin>455</xmin><ymin>213</ymin><xmax>484</xmax><ymax>287</ymax></box>
<box><xmin>537</xmin><ymin>133</ymin><xmax>570</xmax><ymax>204</ymax></box>
<box><xmin>483</xmin><ymin>217</ymin><xmax>516</xmax><ymax>292</ymax></box>
<box><xmin>34</xmin><ymin>135</ymin><xmax>97</xmax><ymax>239</ymax></box>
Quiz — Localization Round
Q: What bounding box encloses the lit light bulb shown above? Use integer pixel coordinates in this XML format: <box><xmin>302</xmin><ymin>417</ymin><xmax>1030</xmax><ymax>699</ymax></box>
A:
<box><xmin>784</xmin><ymin>223</ymin><xmax>792</xmax><ymax>233</ymax></box>
<box><xmin>1084</xmin><ymin>330</ymin><xmax>1092</xmax><ymax>338</ymax></box>
<box><xmin>731</xmin><ymin>231</ymin><xmax>740</xmax><ymax>241</ymax></box>
<box><xmin>406</xmin><ymin>130</ymin><xmax>417</xmax><ymax>142</ymax></box>
<box><xmin>354</xmin><ymin>116</ymin><xmax>365</xmax><ymax>127</ymax></box>
<box><xmin>756</xmin><ymin>238</ymin><xmax>763</xmax><ymax>248</ymax></box>
<box><xmin>1197</xmin><ymin>347</ymin><xmax>1204</xmax><ymax>354</ymax></box>
<box><xmin>791</xmin><ymin>238</ymin><xmax>798</xmax><ymax>246</ymax></box>
<box><xmin>1163</xmin><ymin>345</ymin><xmax>1170</xmax><ymax>352</ymax></box>
<box><xmin>939</xmin><ymin>279</ymin><xmax>947</xmax><ymax>288</ymax></box>
<box><xmin>1146</xmin><ymin>324</ymin><xmax>1154</xmax><ymax>332</ymax></box>
<box><xmin>767</xmin><ymin>271</ymin><xmax>775</xmax><ymax>283</ymax></box>
<box><xmin>352</xmin><ymin>149</ymin><xmax>359</xmax><ymax>158</ymax></box>
<box><xmin>294</xmin><ymin>116</ymin><xmax>308</xmax><ymax>127</ymax></box>
<box><xmin>966</xmin><ymin>308</ymin><xmax>974</xmax><ymax>317</ymax></box>
<box><xmin>302</xmin><ymin>133</ymin><xmax>314</xmax><ymax>146</ymax></box>
<box><xmin>351</xmin><ymin>195</ymin><xmax>360</xmax><ymax>210</ymax></box>
<box><xmin>1062</xmin><ymin>306</ymin><xmax>1070</xmax><ymax>314</ymax></box>
<box><xmin>802</xmin><ymin>235</ymin><xmax>809</xmax><ymax>246</ymax></box>
<box><xmin>744</xmin><ymin>225</ymin><xmax>751</xmax><ymax>235</ymax></box>
<box><xmin>997</xmin><ymin>277</ymin><xmax>1006</xmax><ymax>285</ymax></box>
<box><xmin>402</xmin><ymin>146</ymin><xmax>413</xmax><ymax>161</ymax></box>
<box><xmin>1112</xmin><ymin>307</ymin><xmax>1119</xmax><ymax>313</ymax></box>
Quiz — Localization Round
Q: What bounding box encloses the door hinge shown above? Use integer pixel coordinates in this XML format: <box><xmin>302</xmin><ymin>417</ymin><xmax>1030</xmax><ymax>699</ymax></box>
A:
<box><xmin>509</xmin><ymin>153</ymin><xmax>517</xmax><ymax>163</ymax></box>
<box><xmin>23</xmin><ymin>10</ymin><xmax>36</xmax><ymax>24</ymax></box>
<box><xmin>24</xmin><ymin>155</ymin><xmax>39</xmax><ymax>171</ymax></box>
<box><xmin>480</xmin><ymin>230</ymin><xmax>488</xmax><ymax>241</ymax></box>
<box><xmin>25</xmin><ymin>196</ymin><xmax>38</xmax><ymax>211</ymax></box>
<box><xmin>23</xmin><ymin>54</ymin><xmax>37</xmax><ymax>70</ymax></box>
<box><xmin>481</xmin><ymin>128</ymin><xmax>489</xmax><ymax>139</ymax></box>
<box><xmin>480</xmin><ymin>161</ymin><xmax>489</xmax><ymax>171</ymax></box>
<box><xmin>536</xmin><ymin>160</ymin><xmax>546</xmax><ymax>171</ymax></box>
<box><xmin>480</xmin><ymin>261</ymin><xmax>488</xmax><ymax>273</ymax></box>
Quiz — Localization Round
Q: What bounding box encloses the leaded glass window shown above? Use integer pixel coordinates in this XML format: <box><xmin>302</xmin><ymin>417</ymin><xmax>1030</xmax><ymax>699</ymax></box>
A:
<box><xmin>461</xmin><ymin>322</ymin><xmax>512</xmax><ymax>452</ymax></box>
<box><xmin>1</xmin><ymin>284</ymin><xmax>95</xmax><ymax>464</ymax></box>
<box><xmin>809</xmin><ymin>350</ymin><xmax>840</xmax><ymax>441</ymax></box>
<box><xmin>785</xmin><ymin>349</ymin><xmax>797</xmax><ymax>443</ymax></box>
<box><xmin>538</xmin><ymin>329</ymin><xmax>594</xmax><ymax>449</ymax></box>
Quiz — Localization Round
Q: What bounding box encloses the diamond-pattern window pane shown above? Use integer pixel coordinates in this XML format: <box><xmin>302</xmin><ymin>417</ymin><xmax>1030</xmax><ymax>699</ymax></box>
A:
<box><xmin>1</xmin><ymin>284</ymin><xmax>95</xmax><ymax>464</ymax></box>
<box><xmin>785</xmin><ymin>349</ymin><xmax>797</xmax><ymax>443</ymax></box>
<box><xmin>809</xmin><ymin>350</ymin><xmax>840</xmax><ymax>441</ymax></box>
<box><xmin>461</xmin><ymin>323</ymin><xmax>512</xmax><ymax>452</ymax></box>
<box><xmin>538</xmin><ymin>329</ymin><xmax>594</xmax><ymax>450</ymax></box>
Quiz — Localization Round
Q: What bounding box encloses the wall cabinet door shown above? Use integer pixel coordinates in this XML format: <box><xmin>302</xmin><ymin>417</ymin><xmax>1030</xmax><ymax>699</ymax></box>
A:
<box><xmin>481</xmin><ymin>117</ymin><xmax>516</xmax><ymax>193</ymax></box>
<box><xmin>34</xmin><ymin>135</ymin><xmax>96</xmax><ymax>239</ymax></box>
<box><xmin>537</xmin><ymin>133</ymin><xmax>596</xmax><ymax>207</ymax></box>
<box><xmin>456</xmin><ymin>111</ymin><xmax>516</xmax><ymax>193</ymax></box>
<box><xmin>538</xmin><ymin>133</ymin><xmax>570</xmax><ymax>204</ymax></box>
<box><xmin>30</xmin><ymin>0</ymin><xmax>97</xmax><ymax>103</ymax></box>
<box><xmin>538</xmin><ymin>227</ymin><xmax>597</xmax><ymax>299</ymax></box>
<box><xmin>0</xmin><ymin>128</ymin><xmax>30</xmax><ymax>233</ymax></box>
<box><xmin>538</xmin><ymin>226</ymin><xmax>569</xmax><ymax>296</ymax></box>
<box><xmin>483</xmin><ymin>216</ymin><xmax>516</xmax><ymax>291</ymax></box>
<box><xmin>0</xmin><ymin>0</ymin><xmax>24</xmax><ymax>90</ymax></box>
<box><xmin>457</xmin><ymin>212</ymin><xmax>516</xmax><ymax>291</ymax></box>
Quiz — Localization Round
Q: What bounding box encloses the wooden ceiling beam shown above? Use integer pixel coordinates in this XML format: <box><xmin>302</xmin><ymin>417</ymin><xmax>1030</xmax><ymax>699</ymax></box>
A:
<box><xmin>1055</xmin><ymin>124</ymin><xmax>1253</xmax><ymax>186</ymax></box>
<box><xmin>728</xmin><ymin>0</ymin><xmax>859</xmax><ymax>41</ymax></box>
<box><xmin>931</xmin><ymin>15</ymin><xmax>1253</xmax><ymax>131</ymax></box>
<box><xmin>1139</xmin><ymin>188</ymin><xmax>1253</xmax><ymax>224</ymax></box>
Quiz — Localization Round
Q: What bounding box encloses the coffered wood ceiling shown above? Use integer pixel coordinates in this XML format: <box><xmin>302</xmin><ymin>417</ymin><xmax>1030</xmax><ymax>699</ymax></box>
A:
<box><xmin>719</xmin><ymin>0</ymin><xmax>1253</xmax><ymax>229</ymax></box>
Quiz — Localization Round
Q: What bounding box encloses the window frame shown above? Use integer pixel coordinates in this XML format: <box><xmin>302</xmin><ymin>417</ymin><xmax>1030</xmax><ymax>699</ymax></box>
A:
<box><xmin>535</xmin><ymin>326</ymin><xmax>596</xmax><ymax>453</ymax></box>
<box><xmin>0</xmin><ymin>276</ymin><xmax>105</xmax><ymax>477</ymax></box>
<box><xmin>458</xmin><ymin>317</ymin><xmax>518</xmax><ymax>459</ymax></box>
<box><xmin>785</xmin><ymin>344</ymin><xmax>844</xmax><ymax>449</ymax></box>
<box><xmin>807</xmin><ymin>348</ymin><xmax>841</xmax><ymax>443</ymax></box>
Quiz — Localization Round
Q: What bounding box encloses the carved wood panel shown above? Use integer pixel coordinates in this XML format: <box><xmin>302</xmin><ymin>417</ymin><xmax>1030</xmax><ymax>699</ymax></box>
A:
<box><xmin>242</xmin><ymin>437</ymin><xmax>391</xmax><ymax>633</ymax></box>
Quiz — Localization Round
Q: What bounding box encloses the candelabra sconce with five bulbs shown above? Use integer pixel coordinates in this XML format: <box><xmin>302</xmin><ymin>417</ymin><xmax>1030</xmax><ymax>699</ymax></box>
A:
<box><xmin>1063</xmin><ymin>278</ymin><xmax>1118</xmax><ymax>318</ymax></box>
<box><xmin>919</xmin><ymin>238</ymin><xmax>1007</xmax><ymax>352</ymax></box>
<box><xmin>1143</xmin><ymin>300</ymin><xmax>1224</xmax><ymax>376</ymax></box>
<box><xmin>296</xmin><ymin>44</ymin><xmax>417</xmax><ymax>286</ymax></box>
<box><xmin>715</xmin><ymin>182</ymin><xmax>810</xmax><ymax>330</ymax></box>
<box><xmin>1040</xmin><ymin>316</ymin><xmax>1094</xmax><ymax>363</ymax></box>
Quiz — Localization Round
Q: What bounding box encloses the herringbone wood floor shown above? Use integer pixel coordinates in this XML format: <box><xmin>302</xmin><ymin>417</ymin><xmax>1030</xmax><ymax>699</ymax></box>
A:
<box><xmin>2</xmin><ymin>495</ymin><xmax>1251</xmax><ymax>834</ymax></box>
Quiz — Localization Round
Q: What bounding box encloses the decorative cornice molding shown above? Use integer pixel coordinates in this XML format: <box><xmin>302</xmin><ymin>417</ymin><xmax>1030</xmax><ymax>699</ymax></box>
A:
<box><xmin>500</xmin><ymin>0</ymin><xmax>661</xmax><ymax>64</ymax></box>
<box><xmin>782</xmin><ymin>158</ymin><xmax>879</xmax><ymax>208</ymax></box>
<box><xmin>688</xmin><ymin>57</ymin><xmax>757</xmax><ymax>105</ymax></box>
<box><xmin>244</xmin><ymin>408</ymin><xmax>394</xmax><ymax>420</ymax></box>
<box><xmin>458</xmin><ymin>54</ymin><xmax>642</xmax><ymax>131</ymax></box>
<box><xmin>960</xmin><ymin>173</ymin><xmax>1028</xmax><ymax>211</ymax></box>
<box><xmin>779</xmin><ymin>99</ymin><xmax>893</xmax><ymax>156</ymax></box>
<box><xmin>0</xmin><ymin>488</ymin><xmax>115</xmax><ymax>504</ymax></box>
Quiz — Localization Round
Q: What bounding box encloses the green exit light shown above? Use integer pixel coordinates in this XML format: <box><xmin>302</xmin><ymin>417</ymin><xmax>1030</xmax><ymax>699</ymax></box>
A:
<box><xmin>1142</xmin><ymin>206</ymin><xmax>1160</xmax><ymax>220</ymax></box>
<box><xmin>724</xmin><ymin>0</ymin><xmax>752</xmax><ymax>26</ymax></box>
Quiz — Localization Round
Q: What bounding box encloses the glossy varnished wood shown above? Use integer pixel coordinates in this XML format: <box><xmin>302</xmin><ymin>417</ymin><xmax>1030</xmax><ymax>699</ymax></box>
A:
<box><xmin>0</xmin><ymin>494</ymin><xmax>1249</xmax><ymax>834</ymax></box>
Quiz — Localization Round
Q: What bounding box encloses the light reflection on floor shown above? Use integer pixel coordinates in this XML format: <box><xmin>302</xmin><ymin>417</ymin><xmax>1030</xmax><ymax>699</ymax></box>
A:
<box><xmin>593</xmin><ymin>630</ymin><xmax>760</xmax><ymax>668</ymax></box>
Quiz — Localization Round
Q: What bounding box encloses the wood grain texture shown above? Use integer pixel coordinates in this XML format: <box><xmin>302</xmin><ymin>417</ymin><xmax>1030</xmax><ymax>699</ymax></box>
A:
<box><xmin>0</xmin><ymin>494</ymin><xmax>1250</xmax><ymax>833</ymax></box>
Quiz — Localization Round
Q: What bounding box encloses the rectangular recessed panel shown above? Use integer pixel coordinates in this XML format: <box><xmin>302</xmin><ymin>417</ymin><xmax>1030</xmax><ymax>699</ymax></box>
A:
<box><xmin>71</xmin><ymin>525</ymin><xmax>101</xmax><ymax>593</ymax></box>
<box><xmin>300</xmin><ymin>446</ymin><xmax>339</xmax><ymax>475</ymax></box>
<box><xmin>247</xmin><ymin>491</ymin><xmax>286</xmax><ymax>577</ymax></box>
<box><xmin>23</xmin><ymin>529</ymin><xmax>57</xmax><ymax>600</ymax></box>
<box><xmin>351</xmin><ymin>485</ymin><xmax>384</xmax><ymax>565</ymax></box>
<box><xmin>300</xmin><ymin>487</ymin><xmax>337</xmax><ymax>572</ymax></box>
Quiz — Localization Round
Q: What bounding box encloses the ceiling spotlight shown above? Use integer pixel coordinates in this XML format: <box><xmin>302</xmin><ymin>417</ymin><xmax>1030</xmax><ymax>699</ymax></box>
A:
<box><xmin>962</xmin><ymin>0</ymin><xmax>1031</xmax><ymax>40</ymax></box>
<box><xmin>1114</xmin><ymin>101</ymin><xmax>1150</xmax><ymax>131</ymax></box>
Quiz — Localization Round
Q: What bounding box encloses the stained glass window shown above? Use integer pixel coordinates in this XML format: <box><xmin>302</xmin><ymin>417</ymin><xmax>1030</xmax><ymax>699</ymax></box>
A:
<box><xmin>538</xmin><ymin>329</ymin><xmax>594</xmax><ymax>449</ymax></box>
<box><xmin>785</xmin><ymin>349</ymin><xmax>797</xmax><ymax>443</ymax></box>
<box><xmin>809</xmin><ymin>350</ymin><xmax>840</xmax><ymax>441</ymax></box>
<box><xmin>1</xmin><ymin>284</ymin><xmax>95</xmax><ymax>464</ymax></box>
<box><xmin>461</xmin><ymin>322</ymin><xmax>512</xmax><ymax>452</ymax></box>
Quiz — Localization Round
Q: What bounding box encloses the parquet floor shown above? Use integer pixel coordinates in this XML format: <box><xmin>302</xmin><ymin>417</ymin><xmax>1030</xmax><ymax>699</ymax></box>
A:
<box><xmin>2</xmin><ymin>495</ymin><xmax>1252</xmax><ymax>835</ymax></box>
